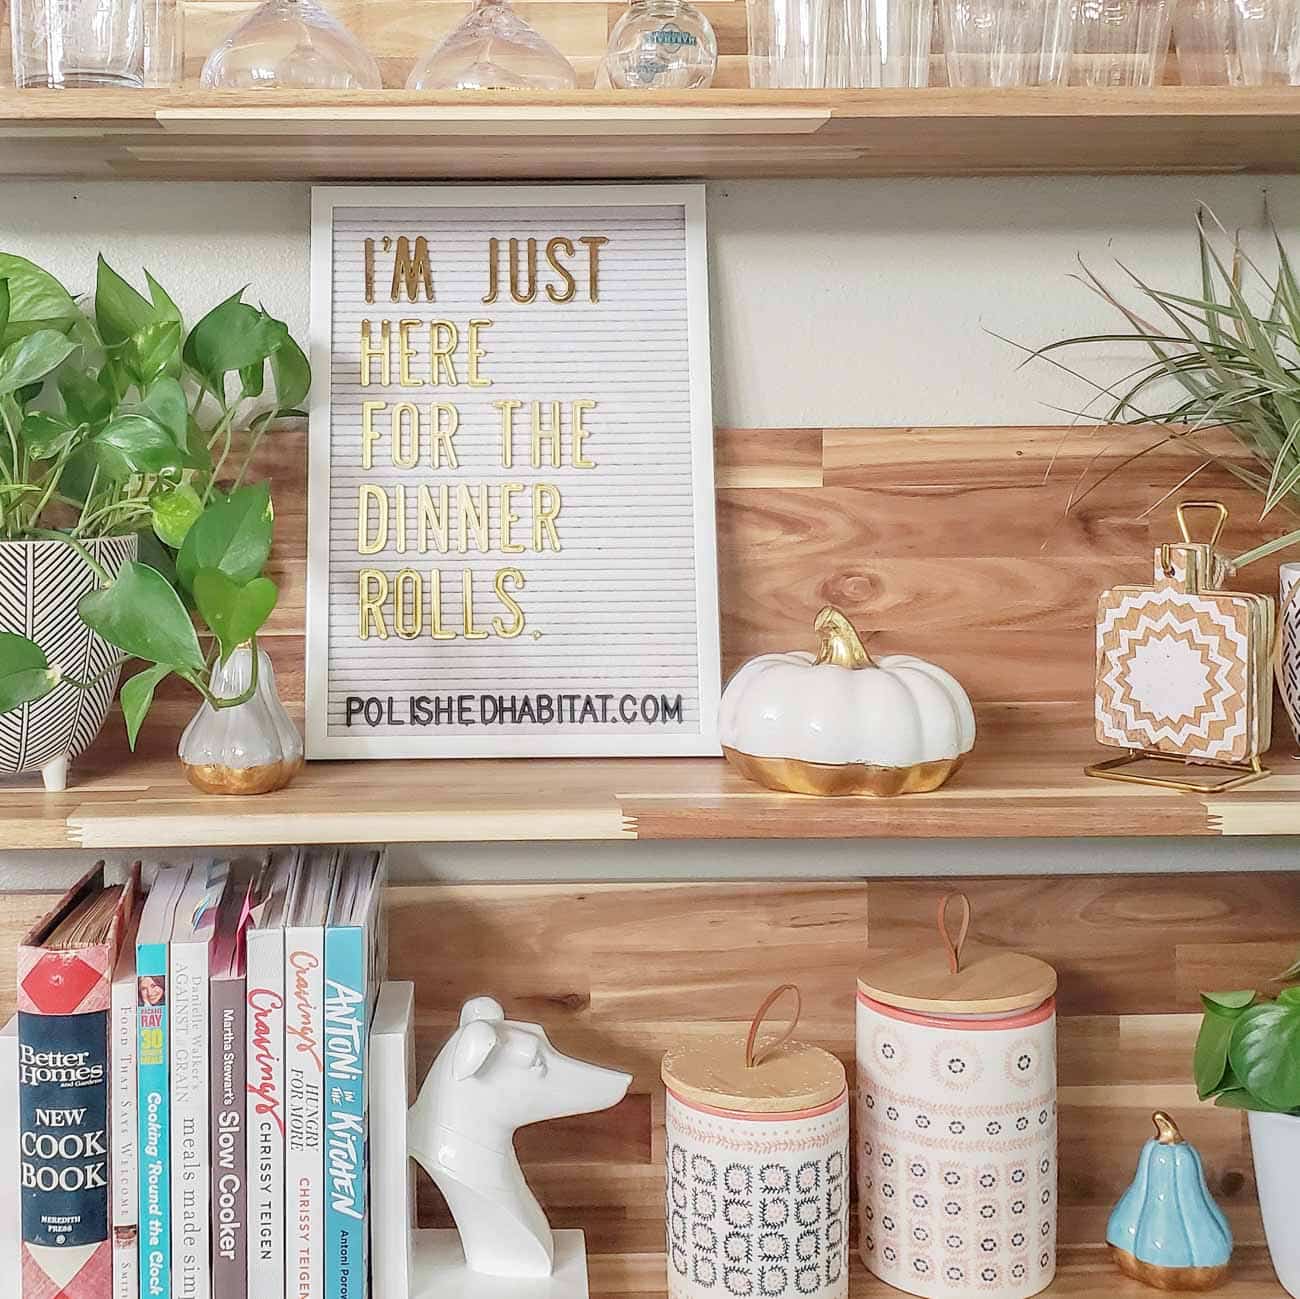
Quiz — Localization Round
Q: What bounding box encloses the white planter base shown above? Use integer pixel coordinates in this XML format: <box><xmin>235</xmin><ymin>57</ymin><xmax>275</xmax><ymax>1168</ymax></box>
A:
<box><xmin>40</xmin><ymin>755</ymin><xmax>67</xmax><ymax>792</ymax></box>
<box><xmin>410</xmin><ymin>1231</ymin><xmax>589</xmax><ymax>1299</ymax></box>
<box><xmin>1249</xmin><ymin>1111</ymin><xmax>1300</xmax><ymax>1299</ymax></box>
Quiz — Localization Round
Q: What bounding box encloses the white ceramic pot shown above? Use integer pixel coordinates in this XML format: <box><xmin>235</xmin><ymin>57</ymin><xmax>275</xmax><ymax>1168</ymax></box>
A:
<box><xmin>0</xmin><ymin>535</ymin><xmax>136</xmax><ymax>791</ymax></box>
<box><xmin>664</xmin><ymin>1088</ymin><xmax>850</xmax><ymax>1299</ymax></box>
<box><xmin>1248</xmin><ymin>1110</ymin><xmax>1300</xmax><ymax>1298</ymax></box>
<box><xmin>856</xmin><ymin>992</ymin><xmax>1057</xmax><ymax>1299</ymax></box>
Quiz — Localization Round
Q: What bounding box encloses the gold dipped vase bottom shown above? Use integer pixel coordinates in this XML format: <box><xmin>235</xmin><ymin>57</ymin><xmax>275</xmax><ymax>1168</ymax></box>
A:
<box><xmin>722</xmin><ymin>746</ymin><xmax>967</xmax><ymax>796</ymax></box>
<box><xmin>1108</xmin><ymin>1245</ymin><xmax>1231</xmax><ymax>1292</ymax></box>
<box><xmin>181</xmin><ymin>756</ymin><xmax>303</xmax><ymax>795</ymax></box>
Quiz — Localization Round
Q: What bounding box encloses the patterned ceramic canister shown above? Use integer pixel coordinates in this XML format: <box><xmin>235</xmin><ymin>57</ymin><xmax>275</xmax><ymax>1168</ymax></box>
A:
<box><xmin>662</xmin><ymin>986</ymin><xmax>850</xmax><ymax>1299</ymax></box>
<box><xmin>0</xmin><ymin>535</ymin><xmax>137</xmax><ymax>790</ymax></box>
<box><xmin>856</xmin><ymin>895</ymin><xmax>1058</xmax><ymax>1299</ymax></box>
<box><xmin>1278</xmin><ymin>563</ymin><xmax>1300</xmax><ymax>747</ymax></box>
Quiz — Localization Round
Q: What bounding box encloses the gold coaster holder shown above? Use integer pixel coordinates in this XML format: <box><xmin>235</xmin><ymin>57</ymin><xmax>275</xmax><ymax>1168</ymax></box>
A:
<box><xmin>1085</xmin><ymin>750</ymin><xmax>1269</xmax><ymax>794</ymax></box>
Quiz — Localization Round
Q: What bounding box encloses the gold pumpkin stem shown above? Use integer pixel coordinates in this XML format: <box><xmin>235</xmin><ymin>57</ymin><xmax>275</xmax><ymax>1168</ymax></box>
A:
<box><xmin>813</xmin><ymin>606</ymin><xmax>875</xmax><ymax>669</ymax></box>
<box><xmin>1152</xmin><ymin>1111</ymin><xmax>1184</xmax><ymax>1145</ymax></box>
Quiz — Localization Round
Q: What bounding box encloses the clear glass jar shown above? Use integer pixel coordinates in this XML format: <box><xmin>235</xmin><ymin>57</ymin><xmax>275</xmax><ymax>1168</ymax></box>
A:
<box><xmin>605</xmin><ymin>0</ymin><xmax>718</xmax><ymax>88</ymax></box>
<box><xmin>201</xmin><ymin>0</ymin><xmax>381</xmax><ymax>89</ymax></box>
<box><xmin>1174</xmin><ymin>0</ymin><xmax>1300</xmax><ymax>83</ymax></box>
<box><xmin>406</xmin><ymin>0</ymin><xmax>577</xmax><ymax>90</ymax></box>
<box><xmin>939</xmin><ymin>0</ymin><xmax>1074</xmax><ymax>85</ymax></box>
<box><xmin>11</xmin><ymin>0</ymin><xmax>179</xmax><ymax>87</ymax></box>
<box><xmin>178</xmin><ymin>645</ymin><xmax>304</xmax><ymax>796</ymax></box>
<box><xmin>1067</xmin><ymin>0</ymin><xmax>1173</xmax><ymax>85</ymax></box>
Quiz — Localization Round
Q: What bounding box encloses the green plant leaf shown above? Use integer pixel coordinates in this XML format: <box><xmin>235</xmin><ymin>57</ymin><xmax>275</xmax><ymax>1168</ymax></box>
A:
<box><xmin>183</xmin><ymin>293</ymin><xmax>288</xmax><ymax>395</ymax></box>
<box><xmin>1214</xmin><ymin>1087</ymin><xmax>1297</xmax><ymax>1113</ymax></box>
<box><xmin>134</xmin><ymin>527</ymin><xmax>177</xmax><ymax>585</ymax></box>
<box><xmin>271</xmin><ymin>332</ymin><xmax>310</xmax><ymax>410</ymax></box>
<box><xmin>0</xmin><ymin>632</ymin><xmax>60</xmax><ymax>712</ymax></box>
<box><xmin>1277</xmin><ymin>986</ymin><xmax>1300</xmax><ymax>1006</ymax></box>
<box><xmin>58</xmin><ymin>366</ymin><xmax>111</xmax><ymax>430</ymax></box>
<box><xmin>0</xmin><ymin>279</ymin><xmax>9</xmax><ymax>343</ymax></box>
<box><xmin>0</xmin><ymin>253</ymin><xmax>78</xmax><ymax>347</ymax></box>
<box><xmin>1202</xmin><ymin>990</ymin><xmax>1256</xmax><ymax>1011</ymax></box>
<box><xmin>240</xmin><ymin>359</ymin><xmax>265</xmax><ymax>399</ymax></box>
<box><xmin>126</xmin><ymin>319</ymin><xmax>182</xmax><ymax>386</ymax></box>
<box><xmin>119</xmin><ymin>662</ymin><xmax>172</xmax><ymax>749</ymax></box>
<box><xmin>1194</xmin><ymin>1009</ymin><xmax>1237</xmax><ymax>1098</ymax></box>
<box><xmin>0</xmin><ymin>329</ymin><xmax>75</xmax><ymax>395</ymax></box>
<box><xmin>91</xmin><ymin>411</ymin><xmax>183</xmax><ymax>480</ymax></box>
<box><xmin>151</xmin><ymin>483</ymin><xmax>203</xmax><ymax>549</ymax></box>
<box><xmin>78</xmin><ymin>560</ymin><xmax>204</xmax><ymax>673</ymax></box>
<box><xmin>1228</xmin><ymin>1000</ymin><xmax>1300</xmax><ymax>1111</ymax></box>
<box><xmin>144</xmin><ymin>270</ymin><xmax>182</xmax><ymax>327</ymax></box>
<box><xmin>176</xmin><ymin>482</ymin><xmax>273</xmax><ymax>590</ymax></box>
<box><xmin>20</xmin><ymin>411</ymin><xmax>82</xmax><ymax>460</ymax></box>
<box><xmin>140</xmin><ymin>376</ymin><xmax>188</xmax><ymax>444</ymax></box>
<box><xmin>192</xmin><ymin>568</ymin><xmax>277</xmax><ymax>662</ymax></box>
<box><xmin>95</xmin><ymin>254</ymin><xmax>156</xmax><ymax>348</ymax></box>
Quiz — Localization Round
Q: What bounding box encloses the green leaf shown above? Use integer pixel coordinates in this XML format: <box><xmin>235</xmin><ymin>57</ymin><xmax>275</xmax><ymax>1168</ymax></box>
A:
<box><xmin>1214</xmin><ymin>1087</ymin><xmax>1297</xmax><ymax>1114</ymax></box>
<box><xmin>95</xmin><ymin>255</ymin><xmax>155</xmax><ymax>348</ymax></box>
<box><xmin>134</xmin><ymin>527</ymin><xmax>177</xmax><ymax>585</ymax></box>
<box><xmin>1277</xmin><ymin>987</ymin><xmax>1300</xmax><ymax>1006</ymax></box>
<box><xmin>1202</xmin><ymin>989</ymin><xmax>1256</xmax><ymax>1011</ymax></box>
<box><xmin>0</xmin><ymin>279</ymin><xmax>9</xmax><ymax>343</ymax></box>
<box><xmin>191</xmin><ymin>568</ymin><xmax>277</xmax><ymax>663</ymax></box>
<box><xmin>239</xmin><ymin>359</ymin><xmax>265</xmax><ymax>399</ymax></box>
<box><xmin>271</xmin><ymin>332</ymin><xmax>310</xmax><ymax>410</ymax></box>
<box><xmin>151</xmin><ymin>483</ymin><xmax>203</xmax><ymax>549</ymax></box>
<box><xmin>0</xmin><ymin>632</ymin><xmax>59</xmax><ymax>712</ymax></box>
<box><xmin>59</xmin><ymin>366</ymin><xmax>111</xmax><ymax>429</ymax></box>
<box><xmin>0</xmin><ymin>253</ymin><xmax>78</xmax><ymax>347</ymax></box>
<box><xmin>144</xmin><ymin>270</ymin><xmax>182</xmax><ymax>327</ymax></box>
<box><xmin>140</xmin><ymin>376</ymin><xmax>188</xmax><ymax>444</ymax></box>
<box><xmin>20</xmin><ymin>411</ymin><xmax>82</xmax><ymax>460</ymax></box>
<box><xmin>1228</xmin><ymin>1001</ymin><xmax>1300</xmax><ymax>1112</ymax></box>
<box><xmin>1194</xmin><ymin>1010</ymin><xmax>1237</xmax><ymax>1098</ymax></box>
<box><xmin>119</xmin><ymin>662</ymin><xmax>172</xmax><ymax>750</ymax></box>
<box><xmin>176</xmin><ymin>482</ymin><xmax>273</xmax><ymax>591</ymax></box>
<box><xmin>126</xmin><ymin>319</ymin><xmax>182</xmax><ymax>386</ymax></box>
<box><xmin>91</xmin><ymin>412</ymin><xmax>183</xmax><ymax>480</ymax></box>
<box><xmin>78</xmin><ymin>561</ymin><xmax>204</xmax><ymax>673</ymax></box>
<box><xmin>183</xmin><ymin>294</ymin><xmax>287</xmax><ymax>395</ymax></box>
<box><xmin>0</xmin><ymin>329</ymin><xmax>75</xmax><ymax>395</ymax></box>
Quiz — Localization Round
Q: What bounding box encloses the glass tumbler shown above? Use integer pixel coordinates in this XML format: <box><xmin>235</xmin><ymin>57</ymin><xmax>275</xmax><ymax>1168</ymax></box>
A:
<box><xmin>846</xmin><ymin>0</ymin><xmax>933</xmax><ymax>84</ymax></box>
<box><xmin>11</xmin><ymin>0</ymin><xmax>179</xmax><ymax>87</ymax></box>
<box><xmin>1174</xmin><ymin>0</ymin><xmax>1300</xmax><ymax>82</ymax></box>
<box><xmin>1067</xmin><ymin>0</ymin><xmax>1173</xmax><ymax>85</ymax></box>
<box><xmin>940</xmin><ymin>0</ymin><xmax>1073</xmax><ymax>84</ymax></box>
<box><xmin>747</xmin><ymin>0</ymin><xmax>832</xmax><ymax>84</ymax></box>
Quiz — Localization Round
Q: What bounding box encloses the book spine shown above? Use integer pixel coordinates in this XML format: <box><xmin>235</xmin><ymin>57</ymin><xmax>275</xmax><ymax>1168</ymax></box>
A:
<box><xmin>211</xmin><ymin>980</ymin><xmax>247</xmax><ymax>1299</ymax></box>
<box><xmin>136</xmin><ymin>940</ymin><xmax>170</xmax><ymax>1299</ymax></box>
<box><xmin>17</xmin><ymin>954</ymin><xmax>112</xmax><ymax>1299</ymax></box>
<box><xmin>323</xmin><ymin>926</ymin><xmax>366</xmax><ymax>1299</ymax></box>
<box><xmin>169</xmin><ymin>943</ymin><xmax>210</xmax><ymax>1299</ymax></box>
<box><xmin>246</xmin><ymin>927</ymin><xmax>285</xmax><ymax>1299</ymax></box>
<box><xmin>112</xmin><ymin>967</ymin><xmax>139</xmax><ymax>1299</ymax></box>
<box><xmin>285</xmin><ymin>927</ymin><xmax>325</xmax><ymax>1299</ymax></box>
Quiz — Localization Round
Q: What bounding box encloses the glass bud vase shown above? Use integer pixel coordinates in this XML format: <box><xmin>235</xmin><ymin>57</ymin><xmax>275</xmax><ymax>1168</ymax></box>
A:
<box><xmin>200</xmin><ymin>0</ymin><xmax>381</xmax><ymax>89</ymax></box>
<box><xmin>179</xmin><ymin>645</ymin><xmax>304</xmax><ymax>796</ymax></box>
<box><xmin>406</xmin><ymin>0</ymin><xmax>577</xmax><ymax>90</ymax></box>
<box><xmin>605</xmin><ymin>0</ymin><xmax>717</xmax><ymax>87</ymax></box>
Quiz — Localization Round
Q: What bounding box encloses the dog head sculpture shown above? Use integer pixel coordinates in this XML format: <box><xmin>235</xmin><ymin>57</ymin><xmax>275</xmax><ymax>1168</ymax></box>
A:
<box><xmin>408</xmin><ymin>995</ymin><xmax>632</xmax><ymax>1278</ymax></box>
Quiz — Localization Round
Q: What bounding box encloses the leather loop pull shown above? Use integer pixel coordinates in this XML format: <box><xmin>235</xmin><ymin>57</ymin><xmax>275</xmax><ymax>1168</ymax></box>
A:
<box><xmin>744</xmin><ymin>983</ymin><xmax>802</xmax><ymax>1070</ymax></box>
<box><xmin>937</xmin><ymin>892</ymin><xmax>971</xmax><ymax>976</ymax></box>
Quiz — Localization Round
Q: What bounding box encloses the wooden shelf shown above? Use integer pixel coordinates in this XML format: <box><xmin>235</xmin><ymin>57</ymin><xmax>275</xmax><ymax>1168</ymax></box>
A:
<box><xmin>3</xmin><ymin>88</ymin><xmax>1300</xmax><ymax>179</ymax></box>
<box><xmin>4</xmin><ymin>711</ymin><xmax>1300</xmax><ymax>848</ymax></box>
<box><xmin>589</xmin><ymin>1248</ymin><xmax>1286</xmax><ymax>1298</ymax></box>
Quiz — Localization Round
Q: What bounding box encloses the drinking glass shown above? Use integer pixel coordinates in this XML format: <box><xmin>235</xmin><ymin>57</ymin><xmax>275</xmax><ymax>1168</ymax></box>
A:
<box><xmin>1174</xmin><ymin>0</ymin><xmax>1300</xmax><ymax>83</ymax></box>
<box><xmin>11</xmin><ymin>0</ymin><xmax>178</xmax><ymax>87</ymax></box>
<box><xmin>1067</xmin><ymin>0</ymin><xmax>1173</xmax><ymax>85</ymax></box>
<box><xmin>847</xmin><ymin>0</ymin><xmax>933</xmax><ymax>85</ymax></box>
<box><xmin>201</xmin><ymin>0</ymin><xmax>381</xmax><ymax>89</ymax></box>
<box><xmin>747</xmin><ymin>0</ymin><xmax>831</xmax><ymax>84</ymax></box>
<box><xmin>605</xmin><ymin>0</ymin><xmax>718</xmax><ymax>87</ymax></box>
<box><xmin>940</xmin><ymin>0</ymin><xmax>1072</xmax><ymax>84</ymax></box>
<box><xmin>407</xmin><ymin>0</ymin><xmax>577</xmax><ymax>90</ymax></box>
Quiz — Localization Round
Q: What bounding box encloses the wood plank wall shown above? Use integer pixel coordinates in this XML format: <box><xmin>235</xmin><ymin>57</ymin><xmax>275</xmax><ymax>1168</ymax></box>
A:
<box><xmin>2</xmin><ymin>873</ymin><xmax>1295</xmax><ymax>1254</ymax></box>
<box><xmin>0</xmin><ymin>3</ymin><xmax>1186</xmax><ymax>88</ymax></box>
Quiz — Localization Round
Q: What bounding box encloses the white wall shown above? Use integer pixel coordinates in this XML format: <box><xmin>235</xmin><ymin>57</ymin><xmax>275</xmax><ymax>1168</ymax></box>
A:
<box><xmin>2</xmin><ymin>174</ymin><xmax>1296</xmax><ymax>884</ymax></box>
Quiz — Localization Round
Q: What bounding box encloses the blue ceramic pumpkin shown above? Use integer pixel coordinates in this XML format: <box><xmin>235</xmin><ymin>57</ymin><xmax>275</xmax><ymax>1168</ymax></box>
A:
<box><xmin>1107</xmin><ymin>1111</ymin><xmax>1232</xmax><ymax>1290</ymax></box>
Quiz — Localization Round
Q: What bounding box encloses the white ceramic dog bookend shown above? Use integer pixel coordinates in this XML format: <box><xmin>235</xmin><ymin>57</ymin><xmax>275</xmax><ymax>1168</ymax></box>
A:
<box><xmin>407</xmin><ymin>996</ymin><xmax>632</xmax><ymax>1280</ymax></box>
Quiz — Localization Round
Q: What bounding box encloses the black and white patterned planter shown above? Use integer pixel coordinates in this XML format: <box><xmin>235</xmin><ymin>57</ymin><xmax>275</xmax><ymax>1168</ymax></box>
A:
<box><xmin>0</xmin><ymin>535</ymin><xmax>136</xmax><ymax>790</ymax></box>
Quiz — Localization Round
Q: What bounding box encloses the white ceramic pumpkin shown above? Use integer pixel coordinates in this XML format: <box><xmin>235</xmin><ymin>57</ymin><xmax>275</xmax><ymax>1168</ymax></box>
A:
<box><xmin>719</xmin><ymin>606</ymin><xmax>975</xmax><ymax>796</ymax></box>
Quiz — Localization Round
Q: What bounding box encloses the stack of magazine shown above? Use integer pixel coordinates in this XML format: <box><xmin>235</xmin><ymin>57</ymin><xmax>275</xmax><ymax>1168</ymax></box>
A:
<box><xmin>5</xmin><ymin>847</ymin><xmax>387</xmax><ymax>1299</ymax></box>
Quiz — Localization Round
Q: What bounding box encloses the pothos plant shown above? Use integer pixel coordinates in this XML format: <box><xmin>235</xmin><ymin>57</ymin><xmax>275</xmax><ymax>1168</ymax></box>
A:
<box><xmin>0</xmin><ymin>250</ymin><xmax>309</xmax><ymax>747</ymax></box>
<box><xmin>1194</xmin><ymin>951</ymin><xmax>1300</xmax><ymax>1114</ymax></box>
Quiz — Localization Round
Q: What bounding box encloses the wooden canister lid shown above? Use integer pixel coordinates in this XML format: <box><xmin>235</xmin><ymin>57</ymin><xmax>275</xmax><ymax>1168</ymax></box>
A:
<box><xmin>857</xmin><ymin>893</ymin><xmax>1057</xmax><ymax>1016</ymax></box>
<box><xmin>662</xmin><ymin>985</ymin><xmax>846</xmax><ymax>1114</ymax></box>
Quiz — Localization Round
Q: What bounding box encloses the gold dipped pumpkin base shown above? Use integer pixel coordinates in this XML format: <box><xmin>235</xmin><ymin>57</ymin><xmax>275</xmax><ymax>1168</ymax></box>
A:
<box><xmin>181</xmin><ymin>756</ymin><xmax>303</xmax><ymax>796</ymax></box>
<box><xmin>722</xmin><ymin>747</ymin><xmax>967</xmax><ymax>796</ymax></box>
<box><xmin>1109</xmin><ymin>1245</ymin><xmax>1231</xmax><ymax>1292</ymax></box>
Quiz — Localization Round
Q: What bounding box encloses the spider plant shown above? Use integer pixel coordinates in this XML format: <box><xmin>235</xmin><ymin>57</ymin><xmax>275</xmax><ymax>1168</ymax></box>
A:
<box><xmin>1021</xmin><ymin>208</ymin><xmax>1300</xmax><ymax>571</ymax></box>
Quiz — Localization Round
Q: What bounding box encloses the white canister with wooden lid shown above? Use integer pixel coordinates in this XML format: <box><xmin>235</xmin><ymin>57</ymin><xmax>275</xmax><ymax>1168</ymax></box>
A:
<box><xmin>662</xmin><ymin>985</ymin><xmax>850</xmax><ymax>1299</ymax></box>
<box><xmin>856</xmin><ymin>895</ymin><xmax>1058</xmax><ymax>1299</ymax></box>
